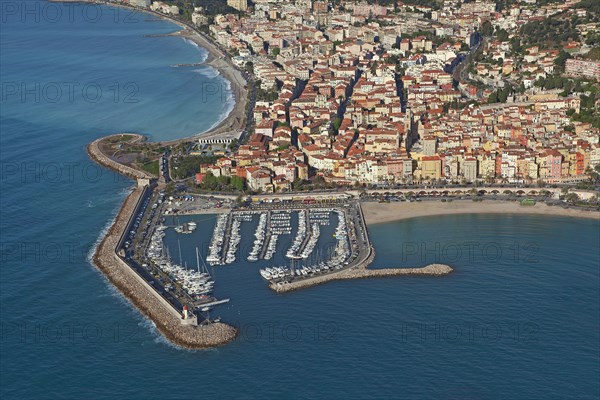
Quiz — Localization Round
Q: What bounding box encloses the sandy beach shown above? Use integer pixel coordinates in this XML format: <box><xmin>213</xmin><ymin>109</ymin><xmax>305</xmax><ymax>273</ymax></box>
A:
<box><xmin>163</xmin><ymin>28</ymin><xmax>249</xmax><ymax>144</ymax></box>
<box><xmin>134</xmin><ymin>9</ymin><xmax>249</xmax><ymax>145</ymax></box>
<box><xmin>362</xmin><ymin>200</ymin><xmax>600</xmax><ymax>225</ymax></box>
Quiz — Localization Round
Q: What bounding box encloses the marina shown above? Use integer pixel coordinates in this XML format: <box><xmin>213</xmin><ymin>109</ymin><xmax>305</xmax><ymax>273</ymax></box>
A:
<box><xmin>89</xmin><ymin>152</ymin><xmax>395</xmax><ymax>348</ymax></box>
<box><xmin>146</xmin><ymin>228</ymin><xmax>216</xmax><ymax>301</ymax></box>
<box><xmin>160</xmin><ymin>202</ymin><xmax>370</xmax><ymax>288</ymax></box>
<box><xmin>258</xmin><ymin>208</ymin><xmax>353</xmax><ymax>282</ymax></box>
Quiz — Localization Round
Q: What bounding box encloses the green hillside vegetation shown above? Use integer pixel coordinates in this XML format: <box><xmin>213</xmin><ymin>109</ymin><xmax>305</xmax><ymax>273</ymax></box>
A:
<box><xmin>172</xmin><ymin>155</ymin><xmax>219</xmax><ymax>179</ymax></box>
<box><xmin>198</xmin><ymin>172</ymin><xmax>245</xmax><ymax>191</ymax></box>
<box><xmin>520</xmin><ymin>15</ymin><xmax>580</xmax><ymax>48</ymax></box>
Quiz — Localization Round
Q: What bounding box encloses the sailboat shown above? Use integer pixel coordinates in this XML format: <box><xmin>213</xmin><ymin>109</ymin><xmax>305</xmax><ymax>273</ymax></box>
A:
<box><xmin>196</xmin><ymin>247</ymin><xmax>211</xmax><ymax>279</ymax></box>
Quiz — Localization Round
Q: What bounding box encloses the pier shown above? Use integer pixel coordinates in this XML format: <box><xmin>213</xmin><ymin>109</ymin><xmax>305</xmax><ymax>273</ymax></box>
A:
<box><xmin>296</xmin><ymin>210</ymin><xmax>313</xmax><ymax>257</ymax></box>
<box><xmin>259</xmin><ymin>211</ymin><xmax>272</xmax><ymax>260</ymax></box>
<box><xmin>171</xmin><ymin>63</ymin><xmax>205</xmax><ymax>67</ymax></box>
<box><xmin>220</xmin><ymin>212</ymin><xmax>234</xmax><ymax>263</ymax></box>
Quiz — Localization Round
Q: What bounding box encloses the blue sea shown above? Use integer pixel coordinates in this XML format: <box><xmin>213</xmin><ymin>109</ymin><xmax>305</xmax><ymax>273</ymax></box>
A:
<box><xmin>1</xmin><ymin>1</ymin><xmax>599</xmax><ymax>399</ymax></box>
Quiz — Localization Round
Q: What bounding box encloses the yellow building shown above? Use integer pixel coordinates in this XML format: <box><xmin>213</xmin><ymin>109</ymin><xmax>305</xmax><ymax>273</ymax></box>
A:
<box><xmin>421</xmin><ymin>156</ymin><xmax>442</xmax><ymax>180</ymax></box>
<box><xmin>227</xmin><ymin>0</ymin><xmax>248</xmax><ymax>12</ymax></box>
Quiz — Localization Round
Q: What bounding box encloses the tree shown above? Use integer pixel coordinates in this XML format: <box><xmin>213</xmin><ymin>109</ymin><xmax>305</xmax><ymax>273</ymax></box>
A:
<box><xmin>586</xmin><ymin>165</ymin><xmax>600</xmax><ymax>184</ymax></box>
<box><xmin>332</xmin><ymin>116</ymin><xmax>342</xmax><ymax>133</ymax></box>
<box><xmin>585</xmin><ymin>47</ymin><xmax>600</xmax><ymax>61</ymax></box>
<box><xmin>231</xmin><ymin>176</ymin><xmax>245</xmax><ymax>191</ymax></box>
<box><xmin>496</xmin><ymin>28</ymin><xmax>509</xmax><ymax>42</ymax></box>
<box><xmin>565</xmin><ymin>193</ymin><xmax>580</xmax><ymax>204</ymax></box>
<box><xmin>554</xmin><ymin>50</ymin><xmax>571</xmax><ymax>71</ymax></box>
<box><xmin>165</xmin><ymin>182</ymin><xmax>175</xmax><ymax>196</ymax></box>
<box><xmin>480</xmin><ymin>20</ymin><xmax>494</xmax><ymax>37</ymax></box>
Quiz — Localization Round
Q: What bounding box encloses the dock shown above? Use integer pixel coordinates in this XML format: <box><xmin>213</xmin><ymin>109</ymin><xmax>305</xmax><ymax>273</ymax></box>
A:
<box><xmin>196</xmin><ymin>298</ymin><xmax>230</xmax><ymax>309</ymax></box>
<box><xmin>259</xmin><ymin>211</ymin><xmax>272</xmax><ymax>260</ymax></box>
<box><xmin>220</xmin><ymin>212</ymin><xmax>234</xmax><ymax>263</ymax></box>
<box><xmin>296</xmin><ymin>210</ymin><xmax>313</xmax><ymax>256</ymax></box>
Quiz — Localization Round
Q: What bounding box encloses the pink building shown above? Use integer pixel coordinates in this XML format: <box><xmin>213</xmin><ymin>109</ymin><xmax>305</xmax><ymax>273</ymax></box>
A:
<box><xmin>547</xmin><ymin>150</ymin><xmax>563</xmax><ymax>179</ymax></box>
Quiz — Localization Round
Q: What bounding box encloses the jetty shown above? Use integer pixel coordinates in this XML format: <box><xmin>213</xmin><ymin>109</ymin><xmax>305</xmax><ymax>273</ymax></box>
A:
<box><xmin>296</xmin><ymin>212</ymin><xmax>313</xmax><ymax>257</ymax></box>
<box><xmin>270</xmin><ymin>263</ymin><xmax>453</xmax><ymax>293</ymax></box>
<box><xmin>259</xmin><ymin>211</ymin><xmax>272</xmax><ymax>260</ymax></box>
<box><xmin>171</xmin><ymin>63</ymin><xmax>205</xmax><ymax>67</ymax></box>
<box><xmin>220</xmin><ymin>212</ymin><xmax>234</xmax><ymax>262</ymax></box>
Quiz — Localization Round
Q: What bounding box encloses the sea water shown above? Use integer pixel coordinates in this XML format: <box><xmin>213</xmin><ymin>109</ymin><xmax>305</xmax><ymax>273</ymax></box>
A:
<box><xmin>1</xmin><ymin>1</ymin><xmax>599</xmax><ymax>399</ymax></box>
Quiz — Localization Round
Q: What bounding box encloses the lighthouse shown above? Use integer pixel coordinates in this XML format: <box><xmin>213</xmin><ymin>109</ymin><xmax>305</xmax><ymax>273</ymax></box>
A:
<box><xmin>180</xmin><ymin>305</ymin><xmax>198</xmax><ymax>326</ymax></box>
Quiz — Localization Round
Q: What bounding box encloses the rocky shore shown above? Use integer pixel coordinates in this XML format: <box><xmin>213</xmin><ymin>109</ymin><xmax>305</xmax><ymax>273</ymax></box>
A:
<box><xmin>87</xmin><ymin>141</ymin><xmax>238</xmax><ymax>349</ymax></box>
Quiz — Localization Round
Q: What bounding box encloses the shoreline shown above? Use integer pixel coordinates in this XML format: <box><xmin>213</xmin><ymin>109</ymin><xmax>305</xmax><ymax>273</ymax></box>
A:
<box><xmin>58</xmin><ymin>0</ymin><xmax>597</xmax><ymax>348</ymax></box>
<box><xmin>362</xmin><ymin>200</ymin><xmax>600</xmax><ymax>225</ymax></box>
<box><xmin>161</xmin><ymin>28</ymin><xmax>248</xmax><ymax>144</ymax></box>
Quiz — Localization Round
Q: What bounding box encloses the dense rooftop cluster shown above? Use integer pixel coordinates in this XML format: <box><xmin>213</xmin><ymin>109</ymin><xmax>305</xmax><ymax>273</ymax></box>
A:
<box><xmin>183</xmin><ymin>0</ymin><xmax>600</xmax><ymax>191</ymax></box>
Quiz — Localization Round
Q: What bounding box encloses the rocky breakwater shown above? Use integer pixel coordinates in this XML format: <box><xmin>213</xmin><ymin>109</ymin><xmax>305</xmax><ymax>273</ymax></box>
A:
<box><xmin>270</xmin><ymin>264</ymin><xmax>453</xmax><ymax>293</ymax></box>
<box><xmin>88</xmin><ymin>138</ymin><xmax>237</xmax><ymax>349</ymax></box>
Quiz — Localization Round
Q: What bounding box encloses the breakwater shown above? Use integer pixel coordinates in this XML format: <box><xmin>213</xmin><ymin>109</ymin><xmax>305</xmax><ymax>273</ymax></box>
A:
<box><xmin>87</xmin><ymin>139</ymin><xmax>237</xmax><ymax>349</ymax></box>
<box><xmin>270</xmin><ymin>262</ymin><xmax>453</xmax><ymax>293</ymax></box>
